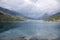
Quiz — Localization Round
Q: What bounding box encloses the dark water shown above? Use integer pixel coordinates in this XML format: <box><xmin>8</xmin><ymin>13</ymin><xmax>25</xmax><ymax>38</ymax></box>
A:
<box><xmin>0</xmin><ymin>20</ymin><xmax>60</xmax><ymax>40</ymax></box>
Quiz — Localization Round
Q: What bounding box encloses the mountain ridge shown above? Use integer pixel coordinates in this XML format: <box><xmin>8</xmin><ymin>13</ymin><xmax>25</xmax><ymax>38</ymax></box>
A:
<box><xmin>45</xmin><ymin>12</ymin><xmax>60</xmax><ymax>21</ymax></box>
<box><xmin>0</xmin><ymin>7</ymin><xmax>30</xmax><ymax>21</ymax></box>
<box><xmin>0</xmin><ymin>7</ymin><xmax>32</xmax><ymax>19</ymax></box>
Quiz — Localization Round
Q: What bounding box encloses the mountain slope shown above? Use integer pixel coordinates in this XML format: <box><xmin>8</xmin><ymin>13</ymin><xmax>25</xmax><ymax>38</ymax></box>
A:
<box><xmin>45</xmin><ymin>12</ymin><xmax>60</xmax><ymax>21</ymax></box>
<box><xmin>0</xmin><ymin>11</ymin><xmax>27</xmax><ymax>21</ymax></box>
<box><xmin>38</xmin><ymin>13</ymin><xmax>51</xmax><ymax>20</ymax></box>
<box><xmin>0</xmin><ymin>7</ymin><xmax>30</xmax><ymax>21</ymax></box>
<box><xmin>0</xmin><ymin>7</ymin><xmax>20</xmax><ymax>16</ymax></box>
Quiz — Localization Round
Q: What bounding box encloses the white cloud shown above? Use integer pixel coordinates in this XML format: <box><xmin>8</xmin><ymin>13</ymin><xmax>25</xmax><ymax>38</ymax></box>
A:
<box><xmin>0</xmin><ymin>0</ymin><xmax>60</xmax><ymax>18</ymax></box>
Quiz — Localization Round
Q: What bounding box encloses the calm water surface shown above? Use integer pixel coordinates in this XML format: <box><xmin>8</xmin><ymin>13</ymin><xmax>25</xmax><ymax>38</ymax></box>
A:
<box><xmin>0</xmin><ymin>20</ymin><xmax>60</xmax><ymax>39</ymax></box>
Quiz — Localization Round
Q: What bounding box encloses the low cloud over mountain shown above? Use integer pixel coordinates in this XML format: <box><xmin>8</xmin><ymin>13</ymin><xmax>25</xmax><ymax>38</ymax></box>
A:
<box><xmin>0</xmin><ymin>0</ymin><xmax>60</xmax><ymax>19</ymax></box>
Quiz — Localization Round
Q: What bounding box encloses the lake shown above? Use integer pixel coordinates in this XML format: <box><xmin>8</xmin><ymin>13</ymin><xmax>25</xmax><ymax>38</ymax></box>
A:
<box><xmin>0</xmin><ymin>20</ymin><xmax>60</xmax><ymax>40</ymax></box>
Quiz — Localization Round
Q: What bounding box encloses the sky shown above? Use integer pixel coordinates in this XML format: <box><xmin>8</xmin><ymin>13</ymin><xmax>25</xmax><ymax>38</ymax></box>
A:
<box><xmin>0</xmin><ymin>0</ymin><xmax>60</xmax><ymax>19</ymax></box>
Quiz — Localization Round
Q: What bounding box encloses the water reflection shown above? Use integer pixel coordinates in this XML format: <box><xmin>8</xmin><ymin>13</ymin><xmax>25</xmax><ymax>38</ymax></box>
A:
<box><xmin>0</xmin><ymin>22</ymin><xmax>18</xmax><ymax>33</ymax></box>
<box><xmin>0</xmin><ymin>20</ymin><xmax>60</xmax><ymax>40</ymax></box>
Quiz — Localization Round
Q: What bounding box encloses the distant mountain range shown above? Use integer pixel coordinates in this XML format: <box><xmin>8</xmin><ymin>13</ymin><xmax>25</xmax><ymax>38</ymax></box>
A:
<box><xmin>0</xmin><ymin>7</ymin><xmax>60</xmax><ymax>21</ymax></box>
<box><xmin>0</xmin><ymin>7</ymin><xmax>53</xmax><ymax>20</ymax></box>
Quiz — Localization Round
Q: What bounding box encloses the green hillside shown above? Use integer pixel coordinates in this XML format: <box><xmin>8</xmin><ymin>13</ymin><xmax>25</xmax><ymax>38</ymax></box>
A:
<box><xmin>0</xmin><ymin>11</ymin><xmax>28</xmax><ymax>21</ymax></box>
<box><xmin>45</xmin><ymin>13</ymin><xmax>60</xmax><ymax>21</ymax></box>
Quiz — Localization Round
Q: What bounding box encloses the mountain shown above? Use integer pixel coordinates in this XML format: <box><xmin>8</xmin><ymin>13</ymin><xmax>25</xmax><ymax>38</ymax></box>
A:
<box><xmin>0</xmin><ymin>7</ymin><xmax>54</xmax><ymax>20</ymax></box>
<box><xmin>0</xmin><ymin>7</ymin><xmax>30</xmax><ymax>21</ymax></box>
<box><xmin>45</xmin><ymin>12</ymin><xmax>60</xmax><ymax>21</ymax></box>
<box><xmin>0</xmin><ymin>7</ymin><xmax>21</xmax><ymax>16</ymax></box>
<box><xmin>0</xmin><ymin>11</ymin><xmax>27</xmax><ymax>21</ymax></box>
<box><xmin>1</xmin><ymin>7</ymin><xmax>60</xmax><ymax>21</ymax></box>
<box><xmin>38</xmin><ymin>13</ymin><xmax>51</xmax><ymax>20</ymax></box>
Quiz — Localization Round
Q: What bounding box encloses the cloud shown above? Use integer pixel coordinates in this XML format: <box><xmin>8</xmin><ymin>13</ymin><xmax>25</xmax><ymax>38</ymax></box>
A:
<box><xmin>0</xmin><ymin>0</ymin><xmax>60</xmax><ymax>19</ymax></box>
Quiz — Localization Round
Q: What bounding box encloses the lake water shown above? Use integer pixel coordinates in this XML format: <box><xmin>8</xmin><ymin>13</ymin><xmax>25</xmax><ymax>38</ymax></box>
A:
<box><xmin>0</xmin><ymin>20</ymin><xmax>60</xmax><ymax>40</ymax></box>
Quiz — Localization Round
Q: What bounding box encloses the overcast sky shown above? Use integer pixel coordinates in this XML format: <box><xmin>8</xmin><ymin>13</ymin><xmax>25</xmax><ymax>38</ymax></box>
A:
<box><xmin>0</xmin><ymin>0</ymin><xmax>60</xmax><ymax>18</ymax></box>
